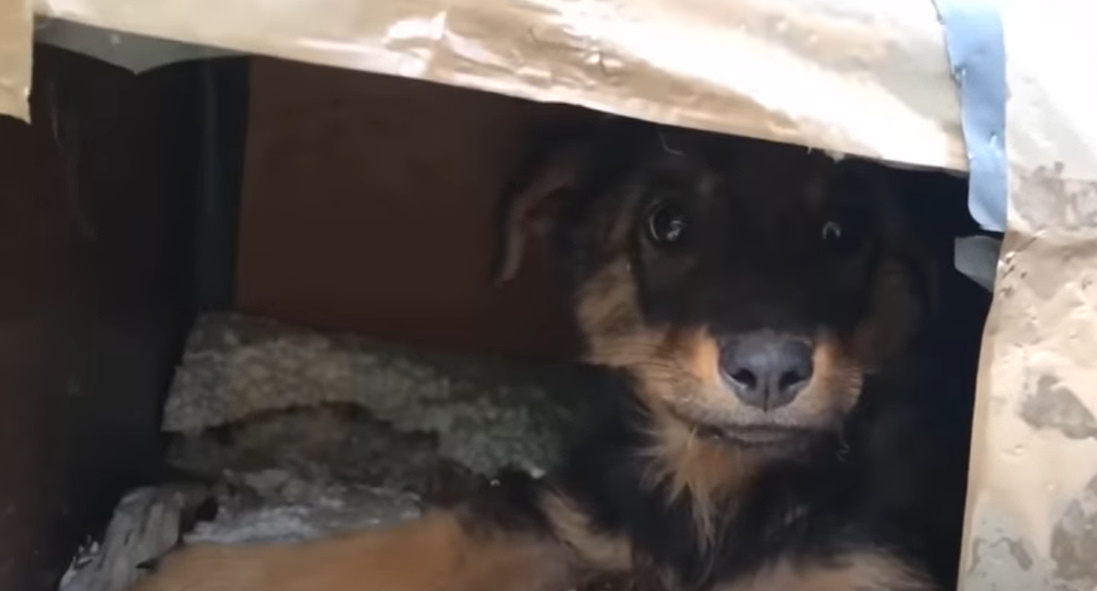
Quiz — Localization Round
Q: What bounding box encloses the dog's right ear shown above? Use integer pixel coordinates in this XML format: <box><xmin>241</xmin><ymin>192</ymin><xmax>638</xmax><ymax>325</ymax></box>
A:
<box><xmin>491</xmin><ymin>139</ymin><xmax>591</xmax><ymax>285</ymax></box>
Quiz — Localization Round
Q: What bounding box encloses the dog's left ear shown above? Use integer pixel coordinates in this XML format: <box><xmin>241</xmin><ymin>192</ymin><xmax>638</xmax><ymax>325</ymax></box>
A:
<box><xmin>491</xmin><ymin>139</ymin><xmax>591</xmax><ymax>285</ymax></box>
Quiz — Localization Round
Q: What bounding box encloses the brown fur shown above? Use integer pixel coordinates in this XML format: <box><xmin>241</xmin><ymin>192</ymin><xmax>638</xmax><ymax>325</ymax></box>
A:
<box><xmin>543</xmin><ymin>491</ymin><xmax>633</xmax><ymax>572</ymax></box>
<box><xmin>635</xmin><ymin>413</ymin><xmax>759</xmax><ymax>543</ymax></box>
<box><xmin>573</xmin><ymin>262</ymin><xmax>759</xmax><ymax>538</ymax></box>
<box><xmin>494</xmin><ymin>140</ymin><xmax>593</xmax><ymax>285</ymax></box>
<box><xmin>130</xmin><ymin>511</ymin><xmax>571</xmax><ymax>591</ymax></box>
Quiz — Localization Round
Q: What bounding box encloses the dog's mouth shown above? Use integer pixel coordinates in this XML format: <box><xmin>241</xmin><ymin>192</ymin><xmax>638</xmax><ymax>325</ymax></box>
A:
<box><xmin>665</xmin><ymin>406</ymin><xmax>827</xmax><ymax>450</ymax></box>
<box><xmin>695</xmin><ymin>422</ymin><xmax>817</xmax><ymax>449</ymax></box>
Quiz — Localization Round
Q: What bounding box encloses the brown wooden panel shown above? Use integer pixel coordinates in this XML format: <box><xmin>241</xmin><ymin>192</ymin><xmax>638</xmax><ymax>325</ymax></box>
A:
<box><xmin>236</xmin><ymin>58</ymin><xmax>585</xmax><ymax>360</ymax></box>
<box><xmin>0</xmin><ymin>47</ymin><xmax>207</xmax><ymax>591</ymax></box>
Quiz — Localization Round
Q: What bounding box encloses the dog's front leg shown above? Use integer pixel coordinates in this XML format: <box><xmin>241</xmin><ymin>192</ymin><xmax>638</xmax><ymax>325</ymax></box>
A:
<box><xmin>129</xmin><ymin>509</ymin><xmax>573</xmax><ymax>591</ymax></box>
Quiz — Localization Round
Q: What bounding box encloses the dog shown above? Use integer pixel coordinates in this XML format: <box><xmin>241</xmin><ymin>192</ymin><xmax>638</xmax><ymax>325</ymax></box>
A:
<box><xmin>128</xmin><ymin>117</ymin><xmax>987</xmax><ymax>591</ymax></box>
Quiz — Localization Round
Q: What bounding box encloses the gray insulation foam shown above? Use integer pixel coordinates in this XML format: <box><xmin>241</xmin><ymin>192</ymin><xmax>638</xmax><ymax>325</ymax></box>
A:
<box><xmin>62</xmin><ymin>312</ymin><xmax>593</xmax><ymax>591</ymax></box>
<box><xmin>163</xmin><ymin>313</ymin><xmax>596</xmax><ymax>476</ymax></box>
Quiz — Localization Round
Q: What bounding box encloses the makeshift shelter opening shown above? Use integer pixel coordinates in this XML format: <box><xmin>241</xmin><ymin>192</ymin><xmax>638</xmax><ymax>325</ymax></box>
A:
<box><xmin>1</xmin><ymin>1</ymin><xmax>1095</xmax><ymax>591</ymax></box>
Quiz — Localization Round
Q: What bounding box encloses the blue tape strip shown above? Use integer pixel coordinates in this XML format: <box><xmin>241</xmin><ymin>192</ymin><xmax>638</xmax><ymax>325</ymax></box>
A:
<box><xmin>931</xmin><ymin>0</ymin><xmax>1008</xmax><ymax>232</ymax></box>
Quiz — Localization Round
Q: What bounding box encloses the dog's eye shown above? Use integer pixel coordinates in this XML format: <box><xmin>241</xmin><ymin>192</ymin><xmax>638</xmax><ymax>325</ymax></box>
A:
<box><xmin>646</xmin><ymin>199</ymin><xmax>690</xmax><ymax>246</ymax></box>
<box><xmin>821</xmin><ymin>217</ymin><xmax>864</xmax><ymax>253</ymax></box>
<box><xmin>821</xmin><ymin>221</ymin><xmax>843</xmax><ymax>241</ymax></box>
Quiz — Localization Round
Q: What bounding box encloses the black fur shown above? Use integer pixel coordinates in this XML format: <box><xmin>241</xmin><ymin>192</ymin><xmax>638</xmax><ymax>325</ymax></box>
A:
<box><xmin>482</xmin><ymin>118</ymin><xmax>990</xmax><ymax>591</ymax></box>
<box><xmin>543</xmin><ymin>261</ymin><xmax>988</xmax><ymax>591</ymax></box>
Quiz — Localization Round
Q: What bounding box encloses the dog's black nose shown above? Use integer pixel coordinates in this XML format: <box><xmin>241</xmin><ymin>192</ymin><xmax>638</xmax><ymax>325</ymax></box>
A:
<box><xmin>719</xmin><ymin>332</ymin><xmax>813</xmax><ymax>410</ymax></box>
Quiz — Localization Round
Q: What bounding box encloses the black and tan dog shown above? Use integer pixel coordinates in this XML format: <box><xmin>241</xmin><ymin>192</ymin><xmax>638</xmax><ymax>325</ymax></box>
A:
<box><xmin>131</xmin><ymin>118</ymin><xmax>987</xmax><ymax>591</ymax></box>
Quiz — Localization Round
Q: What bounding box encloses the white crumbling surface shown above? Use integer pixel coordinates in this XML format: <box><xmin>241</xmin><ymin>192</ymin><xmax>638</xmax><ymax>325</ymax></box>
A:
<box><xmin>59</xmin><ymin>485</ymin><xmax>207</xmax><ymax>591</ymax></box>
<box><xmin>166</xmin><ymin>405</ymin><xmax>445</xmax><ymax>491</ymax></box>
<box><xmin>185</xmin><ymin>469</ymin><xmax>422</xmax><ymax>545</ymax></box>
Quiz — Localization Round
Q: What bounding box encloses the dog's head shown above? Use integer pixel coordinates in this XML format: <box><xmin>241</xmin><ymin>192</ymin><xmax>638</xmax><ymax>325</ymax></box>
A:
<box><xmin>497</xmin><ymin>120</ymin><xmax>935</xmax><ymax>452</ymax></box>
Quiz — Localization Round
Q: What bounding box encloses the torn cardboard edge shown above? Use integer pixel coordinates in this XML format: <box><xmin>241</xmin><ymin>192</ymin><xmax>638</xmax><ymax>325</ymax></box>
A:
<box><xmin>0</xmin><ymin>0</ymin><xmax>31</xmax><ymax>121</ymax></box>
<box><xmin>34</xmin><ymin>17</ymin><xmax>238</xmax><ymax>73</ymax></box>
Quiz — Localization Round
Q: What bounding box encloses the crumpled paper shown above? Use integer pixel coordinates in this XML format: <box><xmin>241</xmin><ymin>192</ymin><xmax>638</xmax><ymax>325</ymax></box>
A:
<box><xmin>30</xmin><ymin>0</ymin><xmax>965</xmax><ymax>171</ymax></box>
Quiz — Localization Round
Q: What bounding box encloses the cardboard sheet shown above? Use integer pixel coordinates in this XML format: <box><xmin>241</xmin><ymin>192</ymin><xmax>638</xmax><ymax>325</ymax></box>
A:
<box><xmin>31</xmin><ymin>0</ymin><xmax>966</xmax><ymax>171</ymax></box>
<box><xmin>959</xmin><ymin>2</ymin><xmax>1097</xmax><ymax>590</ymax></box>
<box><xmin>0</xmin><ymin>0</ymin><xmax>30</xmax><ymax>120</ymax></box>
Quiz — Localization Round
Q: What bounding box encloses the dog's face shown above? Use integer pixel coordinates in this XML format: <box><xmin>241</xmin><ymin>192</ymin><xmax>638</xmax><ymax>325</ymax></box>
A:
<box><xmin>500</xmin><ymin>122</ymin><xmax>931</xmax><ymax>451</ymax></box>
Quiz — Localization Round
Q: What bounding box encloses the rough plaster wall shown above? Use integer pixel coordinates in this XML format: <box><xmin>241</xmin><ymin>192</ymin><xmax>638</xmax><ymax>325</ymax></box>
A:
<box><xmin>958</xmin><ymin>3</ymin><xmax>1097</xmax><ymax>590</ymax></box>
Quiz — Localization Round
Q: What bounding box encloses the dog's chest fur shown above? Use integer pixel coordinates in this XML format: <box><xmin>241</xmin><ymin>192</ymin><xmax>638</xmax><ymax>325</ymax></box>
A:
<box><xmin>554</xmin><ymin>363</ymin><xmax>959</xmax><ymax>591</ymax></box>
